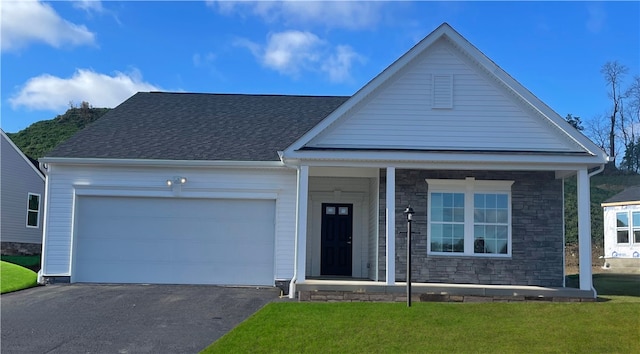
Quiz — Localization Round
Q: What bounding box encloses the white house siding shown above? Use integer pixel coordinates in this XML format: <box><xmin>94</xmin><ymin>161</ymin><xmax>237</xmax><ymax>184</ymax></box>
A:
<box><xmin>1</xmin><ymin>134</ymin><xmax>44</xmax><ymax>245</ymax></box>
<box><xmin>603</xmin><ymin>205</ymin><xmax>640</xmax><ymax>259</ymax></box>
<box><xmin>307</xmin><ymin>176</ymin><xmax>372</xmax><ymax>278</ymax></box>
<box><xmin>306</xmin><ymin>38</ymin><xmax>581</xmax><ymax>153</ymax></box>
<box><xmin>41</xmin><ymin>163</ymin><xmax>297</xmax><ymax>280</ymax></box>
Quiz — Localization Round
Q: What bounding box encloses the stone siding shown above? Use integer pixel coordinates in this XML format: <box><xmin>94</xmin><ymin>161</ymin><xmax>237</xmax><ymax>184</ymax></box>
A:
<box><xmin>1</xmin><ymin>242</ymin><xmax>41</xmax><ymax>256</ymax></box>
<box><xmin>379</xmin><ymin>169</ymin><xmax>564</xmax><ymax>287</ymax></box>
<box><xmin>298</xmin><ymin>291</ymin><xmax>593</xmax><ymax>303</ymax></box>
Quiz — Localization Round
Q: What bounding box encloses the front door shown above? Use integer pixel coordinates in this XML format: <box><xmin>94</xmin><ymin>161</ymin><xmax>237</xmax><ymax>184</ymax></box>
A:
<box><xmin>321</xmin><ymin>203</ymin><xmax>353</xmax><ymax>276</ymax></box>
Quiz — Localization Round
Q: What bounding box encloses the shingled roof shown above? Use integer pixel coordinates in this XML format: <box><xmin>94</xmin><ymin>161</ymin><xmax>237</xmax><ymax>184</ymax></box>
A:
<box><xmin>46</xmin><ymin>92</ymin><xmax>349</xmax><ymax>161</ymax></box>
<box><xmin>603</xmin><ymin>186</ymin><xmax>640</xmax><ymax>204</ymax></box>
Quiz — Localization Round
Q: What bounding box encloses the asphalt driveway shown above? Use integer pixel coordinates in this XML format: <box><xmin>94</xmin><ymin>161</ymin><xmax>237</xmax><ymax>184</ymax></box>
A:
<box><xmin>1</xmin><ymin>284</ymin><xmax>281</xmax><ymax>353</ymax></box>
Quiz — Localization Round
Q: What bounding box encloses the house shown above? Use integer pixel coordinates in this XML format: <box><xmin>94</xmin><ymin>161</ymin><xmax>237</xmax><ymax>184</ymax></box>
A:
<box><xmin>601</xmin><ymin>186</ymin><xmax>640</xmax><ymax>273</ymax></box>
<box><xmin>40</xmin><ymin>23</ymin><xmax>608</xmax><ymax>300</ymax></box>
<box><xmin>1</xmin><ymin>129</ymin><xmax>45</xmax><ymax>255</ymax></box>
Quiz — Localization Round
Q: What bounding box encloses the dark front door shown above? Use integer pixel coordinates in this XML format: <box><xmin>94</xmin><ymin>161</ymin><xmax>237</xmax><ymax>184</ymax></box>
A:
<box><xmin>321</xmin><ymin>203</ymin><xmax>353</xmax><ymax>276</ymax></box>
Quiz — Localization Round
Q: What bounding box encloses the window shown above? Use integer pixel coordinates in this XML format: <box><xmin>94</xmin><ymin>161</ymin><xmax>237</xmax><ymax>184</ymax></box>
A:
<box><xmin>427</xmin><ymin>178</ymin><xmax>513</xmax><ymax>257</ymax></box>
<box><xmin>26</xmin><ymin>193</ymin><xmax>41</xmax><ymax>228</ymax></box>
<box><xmin>616</xmin><ymin>210</ymin><xmax>640</xmax><ymax>244</ymax></box>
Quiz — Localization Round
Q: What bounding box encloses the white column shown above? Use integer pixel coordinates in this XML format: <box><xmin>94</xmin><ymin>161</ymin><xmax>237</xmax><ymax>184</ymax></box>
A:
<box><xmin>576</xmin><ymin>168</ymin><xmax>593</xmax><ymax>291</ymax></box>
<box><xmin>386</xmin><ymin>167</ymin><xmax>396</xmax><ymax>285</ymax></box>
<box><xmin>295</xmin><ymin>165</ymin><xmax>309</xmax><ymax>283</ymax></box>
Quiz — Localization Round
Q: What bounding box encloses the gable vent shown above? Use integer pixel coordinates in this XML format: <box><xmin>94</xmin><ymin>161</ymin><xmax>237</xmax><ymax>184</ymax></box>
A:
<box><xmin>433</xmin><ymin>74</ymin><xmax>453</xmax><ymax>109</ymax></box>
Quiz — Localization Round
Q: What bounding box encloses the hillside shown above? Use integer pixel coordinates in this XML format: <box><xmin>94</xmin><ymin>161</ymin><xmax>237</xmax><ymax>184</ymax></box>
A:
<box><xmin>6</xmin><ymin>104</ymin><xmax>110</xmax><ymax>159</ymax></box>
<box><xmin>564</xmin><ymin>172</ymin><xmax>640</xmax><ymax>247</ymax></box>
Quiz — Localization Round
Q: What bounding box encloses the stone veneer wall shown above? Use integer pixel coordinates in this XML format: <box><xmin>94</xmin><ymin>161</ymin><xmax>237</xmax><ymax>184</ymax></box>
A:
<box><xmin>1</xmin><ymin>242</ymin><xmax>41</xmax><ymax>256</ymax></box>
<box><xmin>378</xmin><ymin>169</ymin><xmax>564</xmax><ymax>287</ymax></box>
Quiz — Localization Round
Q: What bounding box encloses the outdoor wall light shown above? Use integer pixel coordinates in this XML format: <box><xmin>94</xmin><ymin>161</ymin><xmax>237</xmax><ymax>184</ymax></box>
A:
<box><xmin>166</xmin><ymin>176</ymin><xmax>187</xmax><ymax>186</ymax></box>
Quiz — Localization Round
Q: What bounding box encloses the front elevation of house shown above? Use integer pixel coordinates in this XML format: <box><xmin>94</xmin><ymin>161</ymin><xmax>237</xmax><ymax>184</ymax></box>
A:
<box><xmin>40</xmin><ymin>23</ymin><xmax>608</xmax><ymax>300</ymax></box>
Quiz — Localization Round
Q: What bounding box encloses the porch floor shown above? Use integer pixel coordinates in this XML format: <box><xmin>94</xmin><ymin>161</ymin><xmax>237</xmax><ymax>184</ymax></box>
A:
<box><xmin>296</xmin><ymin>279</ymin><xmax>596</xmax><ymax>302</ymax></box>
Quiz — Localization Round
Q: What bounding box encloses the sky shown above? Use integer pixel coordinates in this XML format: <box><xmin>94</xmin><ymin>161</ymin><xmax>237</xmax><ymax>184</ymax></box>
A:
<box><xmin>1</xmin><ymin>0</ymin><xmax>639</xmax><ymax>134</ymax></box>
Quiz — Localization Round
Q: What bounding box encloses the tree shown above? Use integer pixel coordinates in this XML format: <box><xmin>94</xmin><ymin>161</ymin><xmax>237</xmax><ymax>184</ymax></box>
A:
<box><xmin>621</xmin><ymin>138</ymin><xmax>640</xmax><ymax>173</ymax></box>
<box><xmin>601</xmin><ymin>61</ymin><xmax>628</xmax><ymax>167</ymax></box>
<box><xmin>565</xmin><ymin>114</ymin><xmax>584</xmax><ymax>131</ymax></box>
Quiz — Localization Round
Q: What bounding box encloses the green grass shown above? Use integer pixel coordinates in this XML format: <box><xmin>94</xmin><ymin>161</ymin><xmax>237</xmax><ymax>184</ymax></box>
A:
<box><xmin>202</xmin><ymin>302</ymin><xmax>640</xmax><ymax>353</ymax></box>
<box><xmin>0</xmin><ymin>261</ymin><xmax>38</xmax><ymax>294</ymax></box>
<box><xmin>204</xmin><ymin>274</ymin><xmax>640</xmax><ymax>353</ymax></box>
<box><xmin>566</xmin><ymin>273</ymin><xmax>640</xmax><ymax>301</ymax></box>
<box><xmin>0</xmin><ymin>255</ymin><xmax>41</xmax><ymax>270</ymax></box>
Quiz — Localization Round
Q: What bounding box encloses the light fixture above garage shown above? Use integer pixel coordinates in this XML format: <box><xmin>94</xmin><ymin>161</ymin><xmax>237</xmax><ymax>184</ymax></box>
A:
<box><xmin>166</xmin><ymin>176</ymin><xmax>187</xmax><ymax>187</ymax></box>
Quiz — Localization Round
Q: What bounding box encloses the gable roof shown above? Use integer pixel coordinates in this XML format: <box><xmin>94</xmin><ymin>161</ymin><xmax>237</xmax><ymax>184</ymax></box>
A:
<box><xmin>602</xmin><ymin>186</ymin><xmax>640</xmax><ymax>206</ymax></box>
<box><xmin>282</xmin><ymin>23</ymin><xmax>608</xmax><ymax>165</ymax></box>
<box><xmin>45</xmin><ymin>92</ymin><xmax>348</xmax><ymax>161</ymax></box>
<box><xmin>1</xmin><ymin>129</ymin><xmax>45</xmax><ymax>180</ymax></box>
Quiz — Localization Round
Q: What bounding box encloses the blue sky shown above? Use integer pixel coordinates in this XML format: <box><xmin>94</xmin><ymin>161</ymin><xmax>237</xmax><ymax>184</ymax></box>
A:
<box><xmin>1</xmin><ymin>1</ymin><xmax>639</xmax><ymax>134</ymax></box>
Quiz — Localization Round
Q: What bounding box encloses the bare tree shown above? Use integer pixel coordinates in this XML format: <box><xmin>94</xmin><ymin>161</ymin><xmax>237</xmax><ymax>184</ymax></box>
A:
<box><xmin>627</xmin><ymin>75</ymin><xmax>640</xmax><ymax>138</ymax></box>
<box><xmin>586</xmin><ymin>113</ymin><xmax>610</xmax><ymax>151</ymax></box>
<box><xmin>601</xmin><ymin>61</ymin><xmax>628</xmax><ymax>164</ymax></box>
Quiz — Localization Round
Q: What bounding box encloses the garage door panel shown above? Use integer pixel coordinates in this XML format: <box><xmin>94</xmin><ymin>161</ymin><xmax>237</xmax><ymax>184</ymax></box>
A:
<box><xmin>73</xmin><ymin>197</ymin><xmax>275</xmax><ymax>285</ymax></box>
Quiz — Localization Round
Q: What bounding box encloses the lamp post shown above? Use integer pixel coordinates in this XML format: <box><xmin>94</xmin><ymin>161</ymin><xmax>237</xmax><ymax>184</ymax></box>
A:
<box><xmin>404</xmin><ymin>205</ymin><xmax>414</xmax><ymax>307</ymax></box>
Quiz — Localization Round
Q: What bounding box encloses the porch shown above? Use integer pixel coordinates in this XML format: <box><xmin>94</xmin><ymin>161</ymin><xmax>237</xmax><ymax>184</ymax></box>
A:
<box><xmin>290</xmin><ymin>166</ymin><xmax>599</xmax><ymax>299</ymax></box>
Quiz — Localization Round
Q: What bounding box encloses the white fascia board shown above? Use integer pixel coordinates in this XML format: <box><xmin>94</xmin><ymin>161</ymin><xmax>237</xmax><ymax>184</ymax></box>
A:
<box><xmin>1</xmin><ymin>129</ymin><xmax>45</xmax><ymax>181</ymax></box>
<box><xmin>282</xmin><ymin>150</ymin><xmax>606</xmax><ymax>170</ymax></box>
<box><xmin>38</xmin><ymin>157</ymin><xmax>289</xmax><ymax>169</ymax></box>
<box><xmin>283</xmin><ymin>24</ymin><xmax>452</xmax><ymax>155</ymax></box>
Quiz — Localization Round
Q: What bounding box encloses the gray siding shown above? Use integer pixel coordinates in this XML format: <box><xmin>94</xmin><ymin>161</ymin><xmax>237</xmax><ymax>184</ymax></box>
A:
<box><xmin>379</xmin><ymin>169</ymin><xmax>564</xmax><ymax>287</ymax></box>
<box><xmin>1</xmin><ymin>134</ymin><xmax>44</xmax><ymax>245</ymax></box>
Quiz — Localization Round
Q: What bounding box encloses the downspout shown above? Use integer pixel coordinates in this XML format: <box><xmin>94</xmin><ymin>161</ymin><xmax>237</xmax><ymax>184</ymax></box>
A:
<box><xmin>588</xmin><ymin>164</ymin><xmax>605</xmax><ymax>178</ymax></box>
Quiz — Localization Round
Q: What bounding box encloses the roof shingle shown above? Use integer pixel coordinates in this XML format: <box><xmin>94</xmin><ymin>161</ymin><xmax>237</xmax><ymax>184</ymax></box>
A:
<box><xmin>46</xmin><ymin>92</ymin><xmax>349</xmax><ymax>161</ymax></box>
<box><xmin>603</xmin><ymin>186</ymin><xmax>640</xmax><ymax>204</ymax></box>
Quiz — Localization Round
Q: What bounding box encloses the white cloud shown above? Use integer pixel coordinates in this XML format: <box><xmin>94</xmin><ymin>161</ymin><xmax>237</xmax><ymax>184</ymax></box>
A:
<box><xmin>9</xmin><ymin>69</ymin><xmax>160</xmax><ymax>111</ymax></box>
<box><xmin>73</xmin><ymin>0</ymin><xmax>104</xmax><ymax>14</ymax></box>
<box><xmin>322</xmin><ymin>45</ymin><xmax>365</xmax><ymax>83</ymax></box>
<box><xmin>208</xmin><ymin>0</ymin><xmax>382</xmax><ymax>30</ymax></box>
<box><xmin>263</xmin><ymin>31</ymin><xmax>322</xmax><ymax>76</ymax></box>
<box><xmin>237</xmin><ymin>30</ymin><xmax>364</xmax><ymax>82</ymax></box>
<box><xmin>1</xmin><ymin>0</ymin><xmax>96</xmax><ymax>52</ymax></box>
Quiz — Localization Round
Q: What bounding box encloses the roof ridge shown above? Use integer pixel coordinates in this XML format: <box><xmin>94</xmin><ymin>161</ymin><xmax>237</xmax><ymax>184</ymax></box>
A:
<box><xmin>146</xmin><ymin>91</ymin><xmax>351</xmax><ymax>99</ymax></box>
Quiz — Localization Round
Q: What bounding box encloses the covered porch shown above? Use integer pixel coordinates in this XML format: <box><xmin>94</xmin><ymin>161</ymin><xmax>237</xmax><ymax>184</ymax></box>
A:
<box><xmin>288</xmin><ymin>164</ymin><xmax>599</xmax><ymax>301</ymax></box>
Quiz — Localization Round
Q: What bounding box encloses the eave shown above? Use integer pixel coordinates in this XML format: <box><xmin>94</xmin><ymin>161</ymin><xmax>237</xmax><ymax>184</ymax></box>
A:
<box><xmin>38</xmin><ymin>157</ymin><xmax>288</xmax><ymax>169</ymax></box>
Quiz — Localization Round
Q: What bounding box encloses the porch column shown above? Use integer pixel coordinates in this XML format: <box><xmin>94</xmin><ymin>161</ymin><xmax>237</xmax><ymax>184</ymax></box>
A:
<box><xmin>386</xmin><ymin>167</ymin><xmax>396</xmax><ymax>285</ymax></box>
<box><xmin>295</xmin><ymin>165</ymin><xmax>310</xmax><ymax>283</ymax></box>
<box><xmin>576</xmin><ymin>168</ymin><xmax>593</xmax><ymax>291</ymax></box>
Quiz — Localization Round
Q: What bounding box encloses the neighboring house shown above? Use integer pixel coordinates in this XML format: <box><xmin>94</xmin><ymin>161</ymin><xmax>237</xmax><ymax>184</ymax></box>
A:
<box><xmin>40</xmin><ymin>23</ymin><xmax>608</xmax><ymax>300</ymax></box>
<box><xmin>601</xmin><ymin>186</ymin><xmax>640</xmax><ymax>273</ymax></box>
<box><xmin>1</xmin><ymin>129</ymin><xmax>45</xmax><ymax>255</ymax></box>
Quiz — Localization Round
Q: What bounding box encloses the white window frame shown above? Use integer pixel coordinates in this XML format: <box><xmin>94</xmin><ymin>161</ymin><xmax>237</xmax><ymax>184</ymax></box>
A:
<box><xmin>26</xmin><ymin>193</ymin><xmax>41</xmax><ymax>228</ymax></box>
<box><xmin>615</xmin><ymin>210</ymin><xmax>640</xmax><ymax>245</ymax></box>
<box><xmin>426</xmin><ymin>177</ymin><xmax>514</xmax><ymax>257</ymax></box>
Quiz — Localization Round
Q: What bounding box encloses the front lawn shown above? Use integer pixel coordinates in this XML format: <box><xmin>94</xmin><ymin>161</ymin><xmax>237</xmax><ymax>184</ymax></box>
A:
<box><xmin>0</xmin><ymin>261</ymin><xmax>38</xmax><ymax>294</ymax></box>
<box><xmin>0</xmin><ymin>254</ymin><xmax>41</xmax><ymax>272</ymax></box>
<box><xmin>203</xmin><ymin>301</ymin><xmax>639</xmax><ymax>353</ymax></box>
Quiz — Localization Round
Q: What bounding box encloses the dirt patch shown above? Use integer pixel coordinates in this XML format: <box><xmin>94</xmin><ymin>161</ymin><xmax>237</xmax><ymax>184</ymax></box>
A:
<box><xmin>565</xmin><ymin>243</ymin><xmax>606</xmax><ymax>275</ymax></box>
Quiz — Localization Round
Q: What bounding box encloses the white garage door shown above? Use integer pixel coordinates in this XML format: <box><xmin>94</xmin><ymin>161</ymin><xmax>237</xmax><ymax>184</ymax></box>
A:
<box><xmin>73</xmin><ymin>196</ymin><xmax>275</xmax><ymax>286</ymax></box>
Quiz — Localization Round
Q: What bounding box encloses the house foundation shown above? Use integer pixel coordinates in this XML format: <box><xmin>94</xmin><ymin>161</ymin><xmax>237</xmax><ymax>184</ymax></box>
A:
<box><xmin>296</xmin><ymin>280</ymin><xmax>596</xmax><ymax>302</ymax></box>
